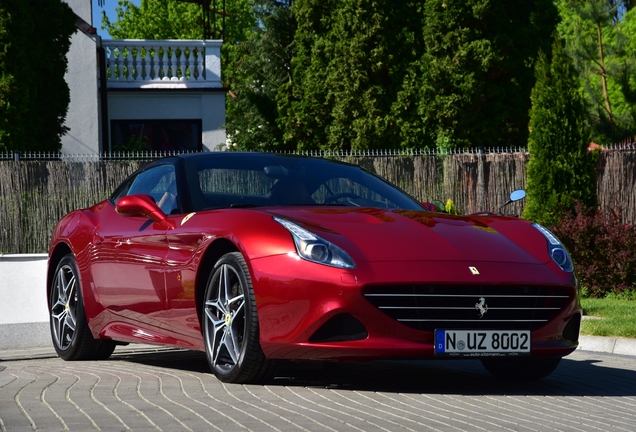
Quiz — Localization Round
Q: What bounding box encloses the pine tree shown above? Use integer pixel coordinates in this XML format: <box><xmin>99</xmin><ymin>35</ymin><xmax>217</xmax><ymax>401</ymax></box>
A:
<box><xmin>556</xmin><ymin>0</ymin><xmax>636</xmax><ymax>144</ymax></box>
<box><xmin>522</xmin><ymin>38</ymin><xmax>598</xmax><ymax>226</ymax></box>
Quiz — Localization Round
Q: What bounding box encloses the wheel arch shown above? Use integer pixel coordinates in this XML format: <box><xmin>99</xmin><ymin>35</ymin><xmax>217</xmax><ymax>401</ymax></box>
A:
<box><xmin>195</xmin><ymin>238</ymin><xmax>240</xmax><ymax>327</ymax></box>
<box><xmin>47</xmin><ymin>242</ymin><xmax>73</xmax><ymax>307</ymax></box>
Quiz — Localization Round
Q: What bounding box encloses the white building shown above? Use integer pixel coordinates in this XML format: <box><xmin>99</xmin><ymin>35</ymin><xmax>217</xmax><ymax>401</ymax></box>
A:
<box><xmin>62</xmin><ymin>0</ymin><xmax>226</xmax><ymax>154</ymax></box>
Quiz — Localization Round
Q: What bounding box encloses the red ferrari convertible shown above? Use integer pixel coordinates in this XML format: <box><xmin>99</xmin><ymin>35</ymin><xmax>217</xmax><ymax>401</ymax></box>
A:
<box><xmin>48</xmin><ymin>153</ymin><xmax>581</xmax><ymax>383</ymax></box>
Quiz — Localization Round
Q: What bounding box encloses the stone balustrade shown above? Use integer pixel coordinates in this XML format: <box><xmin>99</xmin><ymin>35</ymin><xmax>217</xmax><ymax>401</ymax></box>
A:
<box><xmin>101</xmin><ymin>39</ymin><xmax>222</xmax><ymax>89</ymax></box>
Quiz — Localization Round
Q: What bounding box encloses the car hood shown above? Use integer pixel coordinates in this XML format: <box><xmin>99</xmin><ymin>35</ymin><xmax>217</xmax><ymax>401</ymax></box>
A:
<box><xmin>264</xmin><ymin>207</ymin><xmax>549</xmax><ymax>264</ymax></box>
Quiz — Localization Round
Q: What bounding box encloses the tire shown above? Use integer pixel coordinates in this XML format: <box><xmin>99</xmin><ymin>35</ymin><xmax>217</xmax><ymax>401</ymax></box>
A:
<box><xmin>49</xmin><ymin>254</ymin><xmax>116</xmax><ymax>360</ymax></box>
<box><xmin>202</xmin><ymin>252</ymin><xmax>272</xmax><ymax>383</ymax></box>
<box><xmin>481</xmin><ymin>356</ymin><xmax>561</xmax><ymax>380</ymax></box>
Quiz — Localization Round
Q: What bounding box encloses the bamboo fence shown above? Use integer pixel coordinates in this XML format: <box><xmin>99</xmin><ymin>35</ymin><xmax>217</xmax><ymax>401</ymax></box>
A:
<box><xmin>0</xmin><ymin>160</ymin><xmax>148</xmax><ymax>253</ymax></box>
<box><xmin>0</xmin><ymin>149</ymin><xmax>634</xmax><ymax>253</ymax></box>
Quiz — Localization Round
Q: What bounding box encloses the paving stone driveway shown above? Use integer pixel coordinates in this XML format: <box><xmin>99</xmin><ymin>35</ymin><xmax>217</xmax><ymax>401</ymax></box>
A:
<box><xmin>2</xmin><ymin>347</ymin><xmax>636</xmax><ymax>431</ymax></box>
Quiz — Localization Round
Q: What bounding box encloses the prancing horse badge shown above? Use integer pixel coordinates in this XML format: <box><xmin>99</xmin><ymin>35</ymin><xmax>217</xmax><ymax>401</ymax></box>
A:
<box><xmin>469</xmin><ymin>266</ymin><xmax>480</xmax><ymax>275</ymax></box>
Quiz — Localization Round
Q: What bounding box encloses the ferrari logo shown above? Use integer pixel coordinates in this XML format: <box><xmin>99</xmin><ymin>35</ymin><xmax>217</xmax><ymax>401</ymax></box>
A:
<box><xmin>475</xmin><ymin>297</ymin><xmax>488</xmax><ymax>318</ymax></box>
<box><xmin>225</xmin><ymin>314</ymin><xmax>231</xmax><ymax>326</ymax></box>
<box><xmin>469</xmin><ymin>266</ymin><xmax>480</xmax><ymax>275</ymax></box>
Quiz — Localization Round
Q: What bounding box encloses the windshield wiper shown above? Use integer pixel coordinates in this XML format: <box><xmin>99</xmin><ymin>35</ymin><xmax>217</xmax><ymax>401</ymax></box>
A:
<box><xmin>229</xmin><ymin>203</ymin><xmax>259</xmax><ymax>208</ymax></box>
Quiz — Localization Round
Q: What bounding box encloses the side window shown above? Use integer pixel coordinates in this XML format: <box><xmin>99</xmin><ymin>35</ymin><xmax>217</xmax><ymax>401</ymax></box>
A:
<box><xmin>110</xmin><ymin>176</ymin><xmax>135</xmax><ymax>203</ymax></box>
<box><xmin>127</xmin><ymin>165</ymin><xmax>180</xmax><ymax>215</ymax></box>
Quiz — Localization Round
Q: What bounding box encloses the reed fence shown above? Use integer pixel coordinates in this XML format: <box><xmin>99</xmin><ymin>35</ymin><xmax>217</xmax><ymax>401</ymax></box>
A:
<box><xmin>1</xmin><ymin>147</ymin><xmax>634</xmax><ymax>253</ymax></box>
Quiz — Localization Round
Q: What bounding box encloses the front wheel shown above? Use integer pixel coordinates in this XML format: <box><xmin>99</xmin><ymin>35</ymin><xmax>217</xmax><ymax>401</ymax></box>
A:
<box><xmin>481</xmin><ymin>357</ymin><xmax>561</xmax><ymax>380</ymax></box>
<box><xmin>49</xmin><ymin>254</ymin><xmax>116</xmax><ymax>360</ymax></box>
<box><xmin>202</xmin><ymin>252</ymin><xmax>272</xmax><ymax>383</ymax></box>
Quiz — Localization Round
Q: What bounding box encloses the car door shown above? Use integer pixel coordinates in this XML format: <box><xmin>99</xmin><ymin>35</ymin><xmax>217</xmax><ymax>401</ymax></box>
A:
<box><xmin>160</xmin><ymin>162</ymin><xmax>275</xmax><ymax>342</ymax></box>
<box><xmin>161</xmin><ymin>163</ymin><xmax>216</xmax><ymax>341</ymax></box>
<box><xmin>162</xmin><ymin>218</ymin><xmax>207</xmax><ymax>342</ymax></box>
<box><xmin>91</xmin><ymin>164</ymin><xmax>176</xmax><ymax>326</ymax></box>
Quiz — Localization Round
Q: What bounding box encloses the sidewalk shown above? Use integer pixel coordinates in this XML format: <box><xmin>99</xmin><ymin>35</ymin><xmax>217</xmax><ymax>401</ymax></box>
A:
<box><xmin>3</xmin><ymin>336</ymin><xmax>636</xmax><ymax>362</ymax></box>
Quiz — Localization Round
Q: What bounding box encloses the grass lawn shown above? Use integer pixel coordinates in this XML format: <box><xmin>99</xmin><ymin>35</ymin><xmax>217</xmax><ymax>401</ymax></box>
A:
<box><xmin>580</xmin><ymin>298</ymin><xmax>636</xmax><ymax>338</ymax></box>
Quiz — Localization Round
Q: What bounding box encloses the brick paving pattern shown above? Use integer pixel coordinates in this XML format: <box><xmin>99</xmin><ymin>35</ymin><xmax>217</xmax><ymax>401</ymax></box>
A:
<box><xmin>2</xmin><ymin>347</ymin><xmax>636</xmax><ymax>431</ymax></box>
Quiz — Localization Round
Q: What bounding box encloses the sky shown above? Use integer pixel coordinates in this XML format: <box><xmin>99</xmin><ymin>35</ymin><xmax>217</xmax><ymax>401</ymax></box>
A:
<box><xmin>91</xmin><ymin>0</ymin><xmax>140</xmax><ymax>38</ymax></box>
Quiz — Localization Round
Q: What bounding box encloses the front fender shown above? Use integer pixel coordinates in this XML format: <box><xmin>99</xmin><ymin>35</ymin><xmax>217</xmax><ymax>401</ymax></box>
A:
<box><xmin>47</xmin><ymin>207</ymin><xmax>106</xmax><ymax>336</ymax></box>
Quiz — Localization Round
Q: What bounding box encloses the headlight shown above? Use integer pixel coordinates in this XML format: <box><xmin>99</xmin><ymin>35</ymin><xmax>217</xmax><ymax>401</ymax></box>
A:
<box><xmin>274</xmin><ymin>217</ymin><xmax>356</xmax><ymax>269</ymax></box>
<box><xmin>531</xmin><ymin>223</ymin><xmax>574</xmax><ymax>272</ymax></box>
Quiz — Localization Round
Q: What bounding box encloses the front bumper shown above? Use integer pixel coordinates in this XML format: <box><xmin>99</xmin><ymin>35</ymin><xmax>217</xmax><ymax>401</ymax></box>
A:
<box><xmin>250</xmin><ymin>255</ymin><xmax>581</xmax><ymax>361</ymax></box>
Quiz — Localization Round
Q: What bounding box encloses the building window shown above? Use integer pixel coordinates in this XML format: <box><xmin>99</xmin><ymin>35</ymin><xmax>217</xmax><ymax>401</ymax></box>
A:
<box><xmin>110</xmin><ymin>119</ymin><xmax>202</xmax><ymax>152</ymax></box>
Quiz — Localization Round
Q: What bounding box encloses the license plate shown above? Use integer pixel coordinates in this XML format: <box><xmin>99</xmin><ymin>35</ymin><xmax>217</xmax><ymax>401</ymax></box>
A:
<box><xmin>434</xmin><ymin>330</ymin><xmax>531</xmax><ymax>356</ymax></box>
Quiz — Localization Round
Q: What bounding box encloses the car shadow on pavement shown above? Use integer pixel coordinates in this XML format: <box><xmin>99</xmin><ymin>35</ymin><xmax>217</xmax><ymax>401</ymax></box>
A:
<box><xmin>112</xmin><ymin>349</ymin><xmax>636</xmax><ymax>397</ymax></box>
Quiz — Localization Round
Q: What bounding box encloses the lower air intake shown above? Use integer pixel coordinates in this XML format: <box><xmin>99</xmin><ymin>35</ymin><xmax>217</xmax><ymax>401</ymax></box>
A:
<box><xmin>562</xmin><ymin>314</ymin><xmax>581</xmax><ymax>342</ymax></box>
<box><xmin>309</xmin><ymin>314</ymin><xmax>368</xmax><ymax>343</ymax></box>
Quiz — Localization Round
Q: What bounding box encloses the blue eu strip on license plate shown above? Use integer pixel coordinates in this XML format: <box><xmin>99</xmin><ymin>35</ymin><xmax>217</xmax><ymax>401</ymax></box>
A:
<box><xmin>435</xmin><ymin>329</ymin><xmax>531</xmax><ymax>356</ymax></box>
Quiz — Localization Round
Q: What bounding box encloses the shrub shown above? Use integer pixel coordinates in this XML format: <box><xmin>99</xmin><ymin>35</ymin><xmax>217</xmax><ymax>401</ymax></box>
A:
<box><xmin>604</xmin><ymin>289</ymin><xmax>636</xmax><ymax>301</ymax></box>
<box><xmin>445</xmin><ymin>199</ymin><xmax>461</xmax><ymax>215</ymax></box>
<box><xmin>550</xmin><ymin>201</ymin><xmax>636</xmax><ymax>298</ymax></box>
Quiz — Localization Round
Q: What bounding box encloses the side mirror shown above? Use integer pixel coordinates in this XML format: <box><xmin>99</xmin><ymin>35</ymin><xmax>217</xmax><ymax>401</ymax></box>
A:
<box><xmin>116</xmin><ymin>194</ymin><xmax>174</xmax><ymax>228</ymax></box>
<box><xmin>495</xmin><ymin>189</ymin><xmax>526</xmax><ymax>215</ymax></box>
<box><xmin>510</xmin><ymin>190</ymin><xmax>526</xmax><ymax>202</ymax></box>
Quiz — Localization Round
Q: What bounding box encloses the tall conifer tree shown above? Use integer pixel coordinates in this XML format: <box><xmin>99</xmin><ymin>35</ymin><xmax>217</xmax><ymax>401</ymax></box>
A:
<box><xmin>0</xmin><ymin>0</ymin><xmax>75</xmax><ymax>152</ymax></box>
<box><xmin>226</xmin><ymin>0</ymin><xmax>296</xmax><ymax>151</ymax></box>
<box><xmin>281</xmin><ymin>0</ymin><xmax>422</xmax><ymax>151</ymax></box>
<box><xmin>392</xmin><ymin>0</ymin><xmax>558</xmax><ymax>150</ymax></box>
<box><xmin>282</xmin><ymin>0</ymin><xmax>557</xmax><ymax>151</ymax></box>
<box><xmin>522</xmin><ymin>38</ymin><xmax>597</xmax><ymax>226</ymax></box>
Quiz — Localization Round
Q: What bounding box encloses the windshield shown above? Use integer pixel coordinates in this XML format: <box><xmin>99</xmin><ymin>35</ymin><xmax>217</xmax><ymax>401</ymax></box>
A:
<box><xmin>185</xmin><ymin>154</ymin><xmax>423</xmax><ymax>211</ymax></box>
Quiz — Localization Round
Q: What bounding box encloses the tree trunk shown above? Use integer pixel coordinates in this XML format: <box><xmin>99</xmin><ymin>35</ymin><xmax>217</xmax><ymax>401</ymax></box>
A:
<box><xmin>597</xmin><ymin>21</ymin><xmax>614</xmax><ymax>130</ymax></box>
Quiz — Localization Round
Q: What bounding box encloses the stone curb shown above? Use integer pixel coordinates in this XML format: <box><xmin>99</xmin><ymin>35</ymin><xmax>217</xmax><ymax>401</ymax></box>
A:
<box><xmin>578</xmin><ymin>335</ymin><xmax>636</xmax><ymax>356</ymax></box>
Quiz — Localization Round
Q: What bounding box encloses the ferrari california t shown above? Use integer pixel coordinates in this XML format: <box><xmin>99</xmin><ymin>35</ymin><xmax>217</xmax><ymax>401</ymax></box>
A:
<box><xmin>47</xmin><ymin>152</ymin><xmax>581</xmax><ymax>383</ymax></box>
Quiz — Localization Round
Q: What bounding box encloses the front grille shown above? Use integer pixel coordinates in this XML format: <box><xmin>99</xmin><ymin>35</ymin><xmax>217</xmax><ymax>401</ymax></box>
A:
<box><xmin>363</xmin><ymin>285</ymin><xmax>572</xmax><ymax>331</ymax></box>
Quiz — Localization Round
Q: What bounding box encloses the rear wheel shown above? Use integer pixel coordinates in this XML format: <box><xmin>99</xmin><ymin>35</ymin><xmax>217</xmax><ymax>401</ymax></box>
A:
<box><xmin>202</xmin><ymin>252</ymin><xmax>272</xmax><ymax>383</ymax></box>
<box><xmin>481</xmin><ymin>357</ymin><xmax>561</xmax><ymax>380</ymax></box>
<box><xmin>50</xmin><ymin>254</ymin><xmax>116</xmax><ymax>360</ymax></box>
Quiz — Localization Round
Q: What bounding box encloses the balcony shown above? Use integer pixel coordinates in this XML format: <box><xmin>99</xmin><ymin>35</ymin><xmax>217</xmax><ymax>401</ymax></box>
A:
<box><xmin>101</xmin><ymin>39</ymin><xmax>222</xmax><ymax>89</ymax></box>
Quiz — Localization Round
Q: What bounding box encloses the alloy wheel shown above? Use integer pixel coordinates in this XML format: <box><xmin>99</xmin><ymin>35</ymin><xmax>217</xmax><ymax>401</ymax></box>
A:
<box><xmin>204</xmin><ymin>262</ymin><xmax>246</xmax><ymax>373</ymax></box>
<box><xmin>50</xmin><ymin>264</ymin><xmax>78</xmax><ymax>351</ymax></box>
